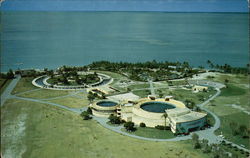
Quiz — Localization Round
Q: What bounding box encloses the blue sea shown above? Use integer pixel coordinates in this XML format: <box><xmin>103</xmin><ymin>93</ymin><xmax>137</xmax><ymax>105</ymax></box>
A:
<box><xmin>1</xmin><ymin>12</ymin><xmax>248</xmax><ymax>72</ymax></box>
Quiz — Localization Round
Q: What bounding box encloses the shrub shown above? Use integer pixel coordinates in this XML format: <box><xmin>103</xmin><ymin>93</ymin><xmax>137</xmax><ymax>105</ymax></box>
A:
<box><xmin>80</xmin><ymin>111</ymin><xmax>92</xmax><ymax>120</ymax></box>
<box><xmin>140</xmin><ymin>122</ymin><xmax>146</xmax><ymax>128</ymax></box>
<box><xmin>120</xmin><ymin>119</ymin><xmax>126</xmax><ymax>124</ymax></box>
<box><xmin>194</xmin><ymin>142</ymin><xmax>201</xmax><ymax>149</ymax></box>
<box><xmin>155</xmin><ymin>125</ymin><xmax>165</xmax><ymax>130</ymax></box>
<box><xmin>108</xmin><ymin>114</ymin><xmax>121</xmax><ymax>124</ymax></box>
<box><xmin>192</xmin><ymin>133</ymin><xmax>199</xmax><ymax>142</ymax></box>
<box><xmin>202</xmin><ymin>145</ymin><xmax>211</xmax><ymax>153</ymax></box>
<box><xmin>157</xmin><ymin>125</ymin><xmax>169</xmax><ymax>130</ymax></box>
<box><xmin>87</xmin><ymin>107</ymin><xmax>92</xmax><ymax>115</ymax></box>
<box><xmin>124</xmin><ymin>121</ymin><xmax>136</xmax><ymax>132</ymax></box>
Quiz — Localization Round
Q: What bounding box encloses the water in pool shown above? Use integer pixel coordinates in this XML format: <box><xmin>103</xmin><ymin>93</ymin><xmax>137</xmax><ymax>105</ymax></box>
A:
<box><xmin>141</xmin><ymin>102</ymin><xmax>175</xmax><ymax>113</ymax></box>
<box><xmin>97</xmin><ymin>101</ymin><xmax>117</xmax><ymax>107</ymax></box>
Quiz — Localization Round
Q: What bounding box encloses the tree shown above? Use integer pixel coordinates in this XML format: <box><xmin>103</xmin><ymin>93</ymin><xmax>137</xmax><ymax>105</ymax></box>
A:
<box><xmin>101</xmin><ymin>93</ymin><xmax>106</xmax><ymax>99</ymax></box>
<box><xmin>201</xmin><ymin>139</ymin><xmax>211</xmax><ymax>153</ymax></box>
<box><xmin>202</xmin><ymin>144</ymin><xmax>211</xmax><ymax>153</ymax></box>
<box><xmin>185</xmin><ymin>99</ymin><xmax>195</xmax><ymax>109</ymax></box>
<box><xmin>224</xmin><ymin>79</ymin><xmax>229</xmax><ymax>88</ymax></box>
<box><xmin>87</xmin><ymin>92</ymin><xmax>95</xmax><ymax>103</ymax></box>
<box><xmin>124</xmin><ymin>121</ymin><xmax>136</xmax><ymax>132</ymax></box>
<box><xmin>192</xmin><ymin>133</ymin><xmax>199</xmax><ymax>142</ymax></box>
<box><xmin>108</xmin><ymin>114</ymin><xmax>121</xmax><ymax>124</ymax></box>
<box><xmin>48</xmin><ymin>70</ymin><xmax>54</xmax><ymax>78</ymax></box>
<box><xmin>207</xmin><ymin>60</ymin><xmax>214</xmax><ymax>69</ymax></box>
<box><xmin>140</xmin><ymin>122</ymin><xmax>146</xmax><ymax>127</ymax></box>
<box><xmin>7</xmin><ymin>69</ymin><xmax>14</xmax><ymax>79</ymax></box>
<box><xmin>162</xmin><ymin>113</ymin><xmax>168</xmax><ymax>130</ymax></box>
<box><xmin>194</xmin><ymin>141</ymin><xmax>201</xmax><ymax>149</ymax></box>
<box><xmin>80</xmin><ymin>111</ymin><xmax>92</xmax><ymax>120</ymax></box>
<box><xmin>193</xmin><ymin>106</ymin><xmax>201</xmax><ymax>112</ymax></box>
<box><xmin>239</xmin><ymin>125</ymin><xmax>248</xmax><ymax>138</ymax></box>
<box><xmin>75</xmin><ymin>77</ymin><xmax>82</xmax><ymax>85</ymax></box>
<box><xmin>87</xmin><ymin>107</ymin><xmax>92</xmax><ymax>115</ymax></box>
<box><xmin>62</xmin><ymin>76</ymin><xmax>69</xmax><ymax>85</ymax></box>
<box><xmin>127</xmin><ymin>87</ymin><xmax>131</xmax><ymax>92</ymax></box>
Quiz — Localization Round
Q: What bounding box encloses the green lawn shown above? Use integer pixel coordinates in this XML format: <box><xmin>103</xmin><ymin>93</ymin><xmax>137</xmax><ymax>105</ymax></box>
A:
<box><xmin>11</xmin><ymin>77</ymin><xmax>38</xmax><ymax>94</ymax></box>
<box><xmin>164</xmin><ymin>88</ymin><xmax>217</xmax><ymax>105</ymax></box>
<box><xmin>153</xmin><ymin>82</ymin><xmax>169</xmax><ymax>89</ymax></box>
<box><xmin>219</xmin><ymin>142</ymin><xmax>250</xmax><ymax>157</ymax></box>
<box><xmin>131</xmin><ymin>86</ymin><xmax>217</xmax><ymax>102</ymax></box>
<box><xmin>220</xmin><ymin>84</ymin><xmax>246</xmax><ymax>96</ymax></box>
<box><xmin>170</xmin><ymin>80</ymin><xmax>188</xmax><ymax>86</ymax></box>
<box><xmin>48</xmin><ymin>95</ymin><xmax>89</xmax><ymax>108</ymax></box>
<box><xmin>17</xmin><ymin>89</ymin><xmax>71</xmax><ymax>99</ymax></box>
<box><xmin>210</xmin><ymin>73</ymin><xmax>249</xmax><ymax>85</ymax></box>
<box><xmin>1</xmin><ymin>99</ymin><xmax>211</xmax><ymax>158</ymax></box>
<box><xmin>216</xmin><ymin>112</ymin><xmax>250</xmax><ymax>148</ymax></box>
<box><xmin>128</xmin><ymin>83</ymin><xmax>149</xmax><ymax>90</ymax></box>
<box><xmin>208</xmin><ymin>102</ymin><xmax>250</xmax><ymax>149</ymax></box>
<box><xmin>132</xmin><ymin>89</ymin><xmax>151</xmax><ymax>98</ymax></box>
<box><xmin>109</xmin><ymin>79</ymin><xmax>128</xmax><ymax>92</ymax></box>
<box><xmin>123</xmin><ymin>127</ymin><xmax>175</xmax><ymax>139</ymax></box>
<box><xmin>205</xmin><ymin>74</ymin><xmax>250</xmax><ymax>149</ymax></box>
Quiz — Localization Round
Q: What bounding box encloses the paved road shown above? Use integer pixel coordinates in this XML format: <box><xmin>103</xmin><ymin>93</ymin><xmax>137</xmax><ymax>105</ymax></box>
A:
<box><xmin>1</xmin><ymin>75</ymin><xmax>21</xmax><ymax>106</ymax></box>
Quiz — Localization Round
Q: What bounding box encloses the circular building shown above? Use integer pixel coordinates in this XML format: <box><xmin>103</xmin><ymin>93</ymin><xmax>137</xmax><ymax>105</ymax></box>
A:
<box><xmin>90</xmin><ymin>100</ymin><xmax>119</xmax><ymax>117</ymax></box>
<box><xmin>130</xmin><ymin>98</ymin><xmax>186</xmax><ymax>128</ymax></box>
<box><xmin>90</xmin><ymin>97</ymin><xmax>207</xmax><ymax>134</ymax></box>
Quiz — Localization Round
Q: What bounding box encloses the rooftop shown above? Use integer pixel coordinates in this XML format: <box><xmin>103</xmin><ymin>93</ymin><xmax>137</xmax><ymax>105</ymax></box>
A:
<box><xmin>169</xmin><ymin>110</ymin><xmax>207</xmax><ymax>124</ymax></box>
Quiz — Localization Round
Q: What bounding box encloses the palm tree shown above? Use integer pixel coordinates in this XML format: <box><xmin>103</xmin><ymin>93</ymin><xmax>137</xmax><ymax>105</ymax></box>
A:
<box><xmin>162</xmin><ymin>113</ymin><xmax>168</xmax><ymax>130</ymax></box>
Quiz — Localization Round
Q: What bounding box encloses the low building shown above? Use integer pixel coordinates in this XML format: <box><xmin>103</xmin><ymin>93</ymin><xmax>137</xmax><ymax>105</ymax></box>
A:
<box><xmin>167</xmin><ymin>108</ymin><xmax>207</xmax><ymax>133</ymax></box>
<box><xmin>90</xmin><ymin>96</ymin><xmax>207</xmax><ymax>134</ymax></box>
<box><xmin>192</xmin><ymin>85</ymin><xmax>208</xmax><ymax>92</ymax></box>
<box><xmin>90</xmin><ymin>100</ymin><xmax>119</xmax><ymax>117</ymax></box>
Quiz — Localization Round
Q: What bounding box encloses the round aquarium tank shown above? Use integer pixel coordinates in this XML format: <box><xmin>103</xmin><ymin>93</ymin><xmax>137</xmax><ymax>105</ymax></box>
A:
<box><xmin>140</xmin><ymin>101</ymin><xmax>176</xmax><ymax>113</ymax></box>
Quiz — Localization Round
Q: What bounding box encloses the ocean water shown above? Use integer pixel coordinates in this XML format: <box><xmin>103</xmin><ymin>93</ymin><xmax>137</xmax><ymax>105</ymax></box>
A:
<box><xmin>1</xmin><ymin>12</ymin><xmax>248</xmax><ymax>72</ymax></box>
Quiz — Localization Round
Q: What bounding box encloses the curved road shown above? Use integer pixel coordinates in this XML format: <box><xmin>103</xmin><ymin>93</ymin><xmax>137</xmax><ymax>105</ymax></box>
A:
<box><xmin>1</xmin><ymin>75</ymin><xmax>249</xmax><ymax>152</ymax></box>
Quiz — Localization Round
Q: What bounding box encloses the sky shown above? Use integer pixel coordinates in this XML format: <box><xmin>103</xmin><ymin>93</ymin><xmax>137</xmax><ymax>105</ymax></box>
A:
<box><xmin>0</xmin><ymin>0</ymin><xmax>249</xmax><ymax>12</ymax></box>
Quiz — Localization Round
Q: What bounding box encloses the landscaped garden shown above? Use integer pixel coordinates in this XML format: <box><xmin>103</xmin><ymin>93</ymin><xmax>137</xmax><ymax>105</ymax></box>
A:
<box><xmin>47</xmin><ymin>72</ymin><xmax>100</xmax><ymax>86</ymax></box>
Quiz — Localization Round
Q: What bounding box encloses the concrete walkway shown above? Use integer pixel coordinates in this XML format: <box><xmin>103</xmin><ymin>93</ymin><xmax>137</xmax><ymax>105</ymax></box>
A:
<box><xmin>0</xmin><ymin>75</ymin><xmax>21</xmax><ymax>106</ymax></box>
<box><xmin>148</xmin><ymin>79</ymin><xmax>156</xmax><ymax>96</ymax></box>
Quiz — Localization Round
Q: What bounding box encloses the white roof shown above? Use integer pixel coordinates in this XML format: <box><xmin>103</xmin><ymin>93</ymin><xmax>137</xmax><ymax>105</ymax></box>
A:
<box><xmin>165</xmin><ymin>96</ymin><xmax>173</xmax><ymax>99</ymax></box>
<box><xmin>169</xmin><ymin>111</ymin><xmax>207</xmax><ymax>123</ymax></box>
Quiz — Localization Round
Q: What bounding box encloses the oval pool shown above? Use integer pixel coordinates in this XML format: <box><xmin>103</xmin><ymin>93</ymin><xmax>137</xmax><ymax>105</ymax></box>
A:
<box><xmin>140</xmin><ymin>101</ymin><xmax>176</xmax><ymax>113</ymax></box>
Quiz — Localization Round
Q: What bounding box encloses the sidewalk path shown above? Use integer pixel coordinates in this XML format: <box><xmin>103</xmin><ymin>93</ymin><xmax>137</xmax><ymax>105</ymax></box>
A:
<box><xmin>148</xmin><ymin>79</ymin><xmax>155</xmax><ymax>96</ymax></box>
<box><xmin>1</xmin><ymin>75</ymin><xmax>20</xmax><ymax>106</ymax></box>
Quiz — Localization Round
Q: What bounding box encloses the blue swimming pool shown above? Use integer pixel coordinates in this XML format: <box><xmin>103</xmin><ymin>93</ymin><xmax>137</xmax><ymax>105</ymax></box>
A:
<box><xmin>141</xmin><ymin>101</ymin><xmax>176</xmax><ymax>113</ymax></box>
<box><xmin>97</xmin><ymin>101</ymin><xmax>118</xmax><ymax>107</ymax></box>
